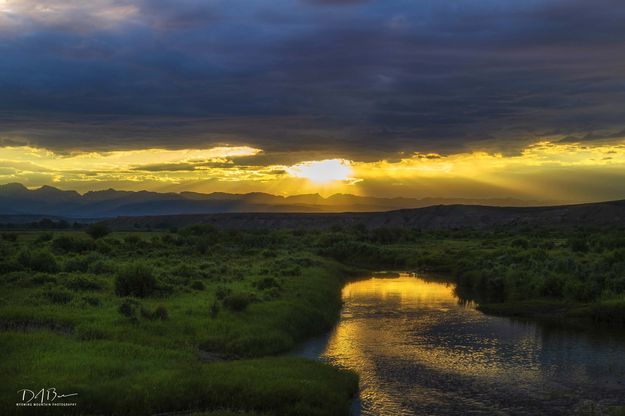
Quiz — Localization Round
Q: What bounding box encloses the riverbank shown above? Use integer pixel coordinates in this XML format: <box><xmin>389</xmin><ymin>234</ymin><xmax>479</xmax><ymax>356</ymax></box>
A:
<box><xmin>477</xmin><ymin>298</ymin><xmax>625</xmax><ymax>328</ymax></box>
<box><xmin>294</xmin><ymin>275</ymin><xmax>625</xmax><ymax>415</ymax></box>
<box><xmin>0</xmin><ymin>229</ymin><xmax>358</xmax><ymax>415</ymax></box>
<box><xmin>4</xmin><ymin>225</ymin><xmax>625</xmax><ymax>414</ymax></box>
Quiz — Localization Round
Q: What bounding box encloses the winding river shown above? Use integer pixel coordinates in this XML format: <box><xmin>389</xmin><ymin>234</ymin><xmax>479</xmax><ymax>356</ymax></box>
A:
<box><xmin>295</xmin><ymin>274</ymin><xmax>625</xmax><ymax>415</ymax></box>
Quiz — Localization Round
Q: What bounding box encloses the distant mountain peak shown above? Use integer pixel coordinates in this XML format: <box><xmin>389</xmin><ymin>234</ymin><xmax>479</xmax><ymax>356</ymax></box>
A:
<box><xmin>34</xmin><ymin>185</ymin><xmax>80</xmax><ymax>197</ymax></box>
<box><xmin>36</xmin><ymin>185</ymin><xmax>62</xmax><ymax>192</ymax></box>
<box><xmin>0</xmin><ymin>182</ymin><xmax>28</xmax><ymax>192</ymax></box>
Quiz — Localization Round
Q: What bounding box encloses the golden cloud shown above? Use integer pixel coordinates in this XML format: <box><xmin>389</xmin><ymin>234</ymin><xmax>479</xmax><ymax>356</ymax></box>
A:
<box><xmin>2</xmin><ymin>140</ymin><xmax>625</xmax><ymax>200</ymax></box>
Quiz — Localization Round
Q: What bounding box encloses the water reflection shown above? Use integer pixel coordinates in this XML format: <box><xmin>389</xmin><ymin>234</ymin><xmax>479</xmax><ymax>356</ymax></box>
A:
<box><xmin>314</xmin><ymin>274</ymin><xmax>625</xmax><ymax>415</ymax></box>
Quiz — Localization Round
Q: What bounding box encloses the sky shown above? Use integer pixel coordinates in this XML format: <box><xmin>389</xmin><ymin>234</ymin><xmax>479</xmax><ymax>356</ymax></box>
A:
<box><xmin>1</xmin><ymin>0</ymin><xmax>625</xmax><ymax>201</ymax></box>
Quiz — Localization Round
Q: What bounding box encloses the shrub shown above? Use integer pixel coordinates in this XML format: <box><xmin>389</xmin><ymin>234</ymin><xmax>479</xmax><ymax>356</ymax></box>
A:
<box><xmin>88</xmin><ymin>259</ymin><xmax>114</xmax><ymax>274</ymax></box>
<box><xmin>114</xmin><ymin>263</ymin><xmax>157</xmax><ymax>297</ymax></box>
<box><xmin>86</xmin><ymin>223</ymin><xmax>111</xmax><ymax>240</ymax></box>
<box><xmin>140</xmin><ymin>305</ymin><xmax>169</xmax><ymax>321</ymax></box>
<box><xmin>36</xmin><ymin>232</ymin><xmax>54</xmax><ymax>243</ymax></box>
<box><xmin>63</xmin><ymin>275</ymin><xmax>103</xmax><ymax>291</ymax></box>
<box><xmin>263</xmin><ymin>287</ymin><xmax>281</xmax><ymax>301</ymax></box>
<box><xmin>64</xmin><ymin>256</ymin><xmax>90</xmax><ymax>272</ymax></box>
<box><xmin>223</xmin><ymin>292</ymin><xmax>255</xmax><ymax>312</ymax></box>
<box><xmin>1</xmin><ymin>232</ymin><xmax>18</xmax><ymax>242</ymax></box>
<box><xmin>53</xmin><ymin>235</ymin><xmax>96</xmax><ymax>253</ymax></box>
<box><xmin>215</xmin><ymin>286</ymin><xmax>232</xmax><ymax>300</ymax></box>
<box><xmin>511</xmin><ymin>238</ymin><xmax>530</xmax><ymax>249</ymax></box>
<box><xmin>29</xmin><ymin>273</ymin><xmax>57</xmax><ymax>286</ymax></box>
<box><xmin>592</xmin><ymin>299</ymin><xmax>625</xmax><ymax>324</ymax></box>
<box><xmin>18</xmin><ymin>249</ymin><xmax>60</xmax><ymax>273</ymax></box>
<box><xmin>569</xmin><ymin>237</ymin><xmax>589</xmax><ymax>253</ymax></box>
<box><xmin>190</xmin><ymin>280</ymin><xmax>205</xmax><ymax>290</ymax></box>
<box><xmin>0</xmin><ymin>271</ymin><xmax>29</xmax><ymax>285</ymax></box>
<box><xmin>0</xmin><ymin>258</ymin><xmax>22</xmax><ymax>273</ymax></box>
<box><xmin>124</xmin><ymin>235</ymin><xmax>141</xmax><ymax>245</ymax></box>
<box><xmin>81</xmin><ymin>295</ymin><xmax>102</xmax><ymax>307</ymax></box>
<box><xmin>118</xmin><ymin>299</ymin><xmax>139</xmax><ymax>321</ymax></box>
<box><xmin>154</xmin><ymin>305</ymin><xmax>168</xmax><ymax>320</ymax></box>
<box><xmin>254</xmin><ymin>277</ymin><xmax>281</xmax><ymax>290</ymax></box>
<box><xmin>44</xmin><ymin>287</ymin><xmax>73</xmax><ymax>304</ymax></box>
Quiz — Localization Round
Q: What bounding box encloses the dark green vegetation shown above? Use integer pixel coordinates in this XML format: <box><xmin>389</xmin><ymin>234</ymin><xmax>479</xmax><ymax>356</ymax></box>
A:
<box><xmin>0</xmin><ymin>227</ymin><xmax>358</xmax><ymax>415</ymax></box>
<box><xmin>2</xmin><ymin>224</ymin><xmax>625</xmax><ymax>414</ymax></box>
<box><xmin>316</xmin><ymin>225</ymin><xmax>625</xmax><ymax>324</ymax></box>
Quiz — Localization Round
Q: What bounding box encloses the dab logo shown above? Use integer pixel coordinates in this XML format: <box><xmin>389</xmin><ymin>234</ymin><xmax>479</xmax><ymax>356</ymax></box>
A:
<box><xmin>16</xmin><ymin>388</ymin><xmax>78</xmax><ymax>407</ymax></box>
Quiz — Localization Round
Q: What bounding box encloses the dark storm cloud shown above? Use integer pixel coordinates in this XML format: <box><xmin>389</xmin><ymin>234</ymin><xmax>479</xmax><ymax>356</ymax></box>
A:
<box><xmin>1</xmin><ymin>0</ymin><xmax>625</xmax><ymax>158</ymax></box>
<box><xmin>304</xmin><ymin>0</ymin><xmax>369</xmax><ymax>5</ymax></box>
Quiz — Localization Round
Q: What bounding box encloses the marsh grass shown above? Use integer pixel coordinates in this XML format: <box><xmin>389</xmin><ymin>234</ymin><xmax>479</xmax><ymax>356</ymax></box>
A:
<box><xmin>0</xmin><ymin>229</ymin><xmax>355</xmax><ymax>415</ymax></box>
<box><xmin>4</xmin><ymin>226</ymin><xmax>624</xmax><ymax>414</ymax></box>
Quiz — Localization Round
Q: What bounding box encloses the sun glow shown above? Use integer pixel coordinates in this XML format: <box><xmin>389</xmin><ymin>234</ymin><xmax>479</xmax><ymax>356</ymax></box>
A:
<box><xmin>0</xmin><ymin>0</ymin><xmax>10</xmax><ymax>13</ymax></box>
<box><xmin>286</xmin><ymin>159</ymin><xmax>353</xmax><ymax>184</ymax></box>
<box><xmin>3</xmin><ymin>140</ymin><xmax>625</xmax><ymax>199</ymax></box>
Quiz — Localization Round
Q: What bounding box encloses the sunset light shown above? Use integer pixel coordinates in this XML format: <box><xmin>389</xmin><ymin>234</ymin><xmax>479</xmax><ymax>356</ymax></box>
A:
<box><xmin>3</xmin><ymin>1</ymin><xmax>625</xmax><ymax>414</ymax></box>
<box><xmin>286</xmin><ymin>159</ymin><xmax>353</xmax><ymax>184</ymax></box>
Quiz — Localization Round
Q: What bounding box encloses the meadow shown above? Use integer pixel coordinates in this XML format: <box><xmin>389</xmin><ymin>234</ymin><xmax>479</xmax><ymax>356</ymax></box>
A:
<box><xmin>316</xmin><ymin>225</ymin><xmax>625</xmax><ymax>324</ymax></box>
<box><xmin>2</xmin><ymin>223</ymin><xmax>625</xmax><ymax>414</ymax></box>
<box><xmin>0</xmin><ymin>226</ymin><xmax>359</xmax><ymax>415</ymax></box>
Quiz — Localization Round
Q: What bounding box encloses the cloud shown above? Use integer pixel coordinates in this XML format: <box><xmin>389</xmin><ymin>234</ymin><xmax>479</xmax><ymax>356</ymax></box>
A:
<box><xmin>0</xmin><ymin>0</ymin><xmax>140</xmax><ymax>32</ymax></box>
<box><xmin>4</xmin><ymin>140</ymin><xmax>625</xmax><ymax>201</ymax></box>
<box><xmin>0</xmin><ymin>0</ymin><xmax>625</xmax><ymax>163</ymax></box>
<box><xmin>304</xmin><ymin>0</ymin><xmax>369</xmax><ymax>6</ymax></box>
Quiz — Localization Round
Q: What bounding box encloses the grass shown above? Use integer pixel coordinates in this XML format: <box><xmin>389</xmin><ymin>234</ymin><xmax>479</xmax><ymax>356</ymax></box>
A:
<box><xmin>3</xmin><ymin>225</ymin><xmax>625</xmax><ymax>414</ymax></box>
<box><xmin>0</xmin><ymin>331</ymin><xmax>356</xmax><ymax>416</ymax></box>
<box><xmin>0</xmin><ymin>229</ymin><xmax>357</xmax><ymax>414</ymax></box>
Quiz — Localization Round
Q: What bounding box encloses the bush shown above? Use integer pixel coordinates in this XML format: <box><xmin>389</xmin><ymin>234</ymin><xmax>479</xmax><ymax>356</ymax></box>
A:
<box><xmin>215</xmin><ymin>286</ymin><xmax>232</xmax><ymax>300</ymax></box>
<box><xmin>124</xmin><ymin>235</ymin><xmax>141</xmax><ymax>245</ymax></box>
<box><xmin>35</xmin><ymin>232</ymin><xmax>54</xmax><ymax>243</ymax></box>
<box><xmin>569</xmin><ymin>237</ymin><xmax>589</xmax><ymax>253</ymax></box>
<box><xmin>254</xmin><ymin>277</ymin><xmax>281</xmax><ymax>290</ymax></box>
<box><xmin>43</xmin><ymin>287</ymin><xmax>73</xmax><ymax>304</ymax></box>
<box><xmin>53</xmin><ymin>235</ymin><xmax>96</xmax><ymax>253</ymax></box>
<box><xmin>223</xmin><ymin>293</ymin><xmax>255</xmax><ymax>312</ymax></box>
<box><xmin>154</xmin><ymin>305</ymin><xmax>168</xmax><ymax>320</ymax></box>
<box><xmin>88</xmin><ymin>259</ymin><xmax>114</xmax><ymax>274</ymax></box>
<box><xmin>190</xmin><ymin>280</ymin><xmax>205</xmax><ymax>290</ymax></box>
<box><xmin>18</xmin><ymin>249</ymin><xmax>60</xmax><ymax>273</ymax></box>
<box><xmin>29</xmin><ymin>273</ymin><xmax>57</xmax><ymax>286</ymax></box>
<box><xmin>511</xmin><ymin>238</ymin><xmax>530</xmax><ymax>249</ymax></box>
<box><xmin>118</xmin><ymin>299</ymin><xmax>140</xmax><ymax>320</ymax></box>
<box><xmin>140</xmin><ymin>305</ymin><xmax>169</xmax><ymax>321</ymax></box>
<box><xmin>1</xmin><ymin>232</ymin><xmax>18</xmax><ymax>242</ymax></box>
<box><xmin>64</xmin><ymin>256</ymin><xmax>90</xmax><ymax>272</ymax></box>
<box><xmin>63</xmin><ymin>275</ymin><xmax>103</xmax><ymax>291</ymax></box>
<box><xmin>114</xmin><ymin>263</ymin><xmax>157</xmax><ymax>297</ymax></box>
<box><xmin>86</xmin><ymin>223</ymin><xmax>111</xmax><ymax>240</ymax></box>
<box><xmin>81</xmin><ymin>295</ymin><xmax>102</xmax><ymax>307</ymax></box>
<box><xmin>0</xmin><ymin>258</ymin><xmax>22</xmax><ymax>273</ymax></box>
<box><xmin>592</xmin><ymin>299</ymin><xmax>625</xmax><ymax>324</ymax></box>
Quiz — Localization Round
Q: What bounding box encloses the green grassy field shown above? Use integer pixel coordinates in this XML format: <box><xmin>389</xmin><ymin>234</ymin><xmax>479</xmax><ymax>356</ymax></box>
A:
<box><xmin>0</xmin><ymin>227</ymin><xmax>359</xmax><ymax>415</ymax></box>
<box><xmin>2</xmin><ymin>224</ymin><xmax>625</xmax><ymax>414</ymax></box>
<box><xmin>315</xmin><ymin>225</ymin><xmax>625</xmax><ymax>324</ymax></box>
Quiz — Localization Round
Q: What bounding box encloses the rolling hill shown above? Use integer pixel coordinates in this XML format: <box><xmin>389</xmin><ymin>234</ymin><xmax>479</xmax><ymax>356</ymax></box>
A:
<box><xmin>0</xmin><ymin>183</ymin><xmax>554</xmax><ymax>218</ymax></box>
<box><xmin>105</xmin><ymin>199</ymin><xmax>625</xmax><ymax>230</ymax></box>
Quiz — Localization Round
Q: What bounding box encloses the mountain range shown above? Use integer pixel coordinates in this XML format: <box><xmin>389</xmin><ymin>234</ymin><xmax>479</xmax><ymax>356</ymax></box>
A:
<box><xmin>105</xmin><ymin>200</ymin><xmax>625</xmax><ymax>231</ymax></box>
<box><xmin>0</xmin><ymin>183</ymin><xmax>559</xmax><ymax>219</ymax></box>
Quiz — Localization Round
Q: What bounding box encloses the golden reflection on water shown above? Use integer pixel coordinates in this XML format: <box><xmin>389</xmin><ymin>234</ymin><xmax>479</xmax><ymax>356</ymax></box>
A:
<box><xmin>341</xmin><ymin>275</ymin><xmax>458</xmax><ymax>308</ymax></box>
<box><xmin>321</xmin><ymin>275</ymin><xmax>543</xmax><ymax>415</ymax></box>
<box><xmin>306</xmin><ymin>274</ymin><xmax>625</xmax><ymax>415</ymax></box>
